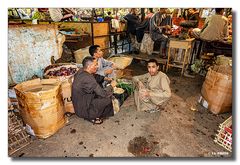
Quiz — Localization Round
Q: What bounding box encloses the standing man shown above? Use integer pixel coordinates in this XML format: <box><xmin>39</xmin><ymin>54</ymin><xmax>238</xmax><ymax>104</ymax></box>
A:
<box><xmin>124</xmin><ymin>8</ymin><xmax>141</xmax><ymax>54</ymax></box>
<box><xmin>72</xmin><ymin>56</ymin><xmax>116</xmax><ymax>124</ymax></box>
<box><xmin>132</xmin><ymin>59</ymin><xmax>171</xmax><ymax>113</ymax></box>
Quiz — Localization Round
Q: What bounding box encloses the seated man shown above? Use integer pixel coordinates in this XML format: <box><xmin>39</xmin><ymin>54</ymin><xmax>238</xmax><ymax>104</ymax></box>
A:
<box><xmin>228</xmin><ymin>14</ymin><xmax>232</xmax><ymax>35</ymax></box>
<box><xmin>191</xmin><ymin>8</ymin><xmax>229</xmax><ymax>41</ymax></box>
<box><xmin>89</xmin><ymin>45</ymin><xmax>116</xmax><ymax>83</ymax></box>
<box><xmin>132</xmin><ymin>59</ymin><xmax>171</xmax><ymax>113</ymax></box>
<box><xmin>72</xmin><ymin>56</ymin><xmax>116</xmax><ymax>124</ymax></box>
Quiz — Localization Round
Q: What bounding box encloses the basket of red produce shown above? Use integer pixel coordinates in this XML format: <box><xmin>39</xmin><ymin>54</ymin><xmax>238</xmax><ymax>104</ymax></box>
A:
<box><xmin>44</xmin><ymin>63</ymin><xmax>79</xmax><ymax>79</ymax></box>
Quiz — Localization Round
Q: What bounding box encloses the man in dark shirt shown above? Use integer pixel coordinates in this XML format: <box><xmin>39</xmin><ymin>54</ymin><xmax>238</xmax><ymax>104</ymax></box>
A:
<box><xmin>124</xmin><ymin>8</ymin><xmax>141</xmax><ymax>54</ymax></box>
<box><xmin>149</xmin><ymin>8</ymin><xmax>171</xmax><ymax>58</ymax></box>
<box><xmin>72</xmin><ymin>56</ymin><xmax>116</xmax><ymax>124</ymax></box>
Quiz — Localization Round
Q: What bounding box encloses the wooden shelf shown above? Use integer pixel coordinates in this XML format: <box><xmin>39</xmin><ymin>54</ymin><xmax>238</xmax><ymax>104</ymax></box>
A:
<box><xmin>167</xmin><ymin>63</ymin><xmax>184</xmax><ymax>69</ymax></box>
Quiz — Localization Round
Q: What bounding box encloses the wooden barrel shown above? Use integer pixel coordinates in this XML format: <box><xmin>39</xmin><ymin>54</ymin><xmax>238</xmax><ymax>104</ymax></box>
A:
<box><xmin>14</xmin><ymin>78</ymin><xmax>66</xmax><ymax>139</ymax></box>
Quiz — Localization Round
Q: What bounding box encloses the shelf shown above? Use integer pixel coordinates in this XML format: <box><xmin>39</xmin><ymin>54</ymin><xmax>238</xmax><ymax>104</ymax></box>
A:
<box><xmin>167</xmin><ymin>63</ymin><xmax>185</xmax><ymax>68</ymax></box>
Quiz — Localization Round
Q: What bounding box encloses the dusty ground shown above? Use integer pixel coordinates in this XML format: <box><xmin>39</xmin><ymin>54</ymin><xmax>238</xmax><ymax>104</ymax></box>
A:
<box><xmin>11</xmin><ymin>60</ymin><xmax>232</xmax><ymax>158</ymax></box>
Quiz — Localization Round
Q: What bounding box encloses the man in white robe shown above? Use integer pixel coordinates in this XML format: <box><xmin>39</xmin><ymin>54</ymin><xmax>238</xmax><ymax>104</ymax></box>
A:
<box><xmin>132</xmin><ymin>59</ymin><xmax>171</xmax><ymax>112</ymax></box>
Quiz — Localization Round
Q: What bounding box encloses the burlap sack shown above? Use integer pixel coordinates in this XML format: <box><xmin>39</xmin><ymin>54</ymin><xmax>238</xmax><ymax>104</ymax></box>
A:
<box><xmin>60</xmin><ymin>77</ymin><xmax>75</xmax><ymax>113</ymax></box>
<box><xmin>14</xmin><ymin>78</ymin><xmax>66</xmax><ymax>139</ymax></box>
<box><xmin>201</xmin><ymin>65</ymin><xmax>232</xmax><ymax>114</ymax></box>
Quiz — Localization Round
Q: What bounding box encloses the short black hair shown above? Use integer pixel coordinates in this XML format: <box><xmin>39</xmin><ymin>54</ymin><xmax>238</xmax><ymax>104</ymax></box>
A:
<box><xmin>107</xmin><ymin>11</ymin><xmax>111</xmax><ymax>15</ymax></box>
<box><xmin>82</xmin><ymin>56</ymin><xmax>95</xmax><ymax>69</ymax></box>
<box><xmin>215</xmin><ymin>8</ymin><xmax>224</xmax><ymax>14</ymax></box>
<box><xmin>147</xmin><ymin>59</ymin><xmax>159</xmax><ymax>66</ymax></box>
<box><xmin>89</xmin><ymin>45</ymin><xmax>100</xmax><ymax>56</ymax></box>
<box><xmin>149</xmin><ymin>8</ymin><xmax>153</xmax><ymax>13</ymax></box>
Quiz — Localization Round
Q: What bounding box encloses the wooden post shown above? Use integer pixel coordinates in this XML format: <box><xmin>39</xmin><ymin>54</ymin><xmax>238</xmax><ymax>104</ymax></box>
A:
<box><xmin>181</xmin><ymin>48</ymin><xmax>188</xmax><ymax>76</ymax></box>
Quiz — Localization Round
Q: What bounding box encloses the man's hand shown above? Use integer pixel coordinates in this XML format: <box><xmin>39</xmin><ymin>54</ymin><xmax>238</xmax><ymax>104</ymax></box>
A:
<box><xmin>138</xmin><ymin>81</ymin><xmax>145</xmax><ymax>89</ymax></box>
<box><xmin>165</xmin><ymin>25</ymin><xmax>171</xmax><ymax>30</ymax></box>
<box><xmin>104</xmin><ymin>69</ymin><xmax>113</xmax><ymax>75</ymax></box>
<box><xmin>139</xmin><ymin>89</ymin><xmax>150</xmax><ymax>100</ymax></box>
<box><xmin>112</xmin><ymin>63</ymin><xmax>117</xmax><ymax>69</ymax></box>
<box><xmin>110</xmin><ymin>80</ymin><xmax>117</xmax><ymax>88</ymax></box>
<box><xmin>104</xmin><ymin>77</ymin><xmax>112</xmax><ymax>82</ymax></box>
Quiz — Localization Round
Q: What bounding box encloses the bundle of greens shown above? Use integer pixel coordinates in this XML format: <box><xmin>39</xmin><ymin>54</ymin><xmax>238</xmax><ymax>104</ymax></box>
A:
<box><xmin>116</xmin><ymin>79</ymin><xmax>133</xmax><ymax>96</ymax></box>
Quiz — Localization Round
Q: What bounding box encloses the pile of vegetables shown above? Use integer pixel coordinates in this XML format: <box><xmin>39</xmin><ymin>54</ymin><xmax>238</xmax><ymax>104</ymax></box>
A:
<box><xmin>44</xmin><ymin>64</ymin><xmax>78</xmax><ymax>78</ymax></box>
<box><xmin>116</xmin><ymin>79</ymin><xmax>133</xmax><ymax>95</ymax></box>
<box><xmin>46</xmin><ymin>67</ymin><xmax>77</xmax><ymax>77</ymax></box>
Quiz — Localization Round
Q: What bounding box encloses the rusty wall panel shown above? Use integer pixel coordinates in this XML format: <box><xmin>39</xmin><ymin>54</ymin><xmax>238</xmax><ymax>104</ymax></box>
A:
<box><xmin>8</xmin><ymin>24</ymin><xmax>59</xmax><ymax>85</ymax></box>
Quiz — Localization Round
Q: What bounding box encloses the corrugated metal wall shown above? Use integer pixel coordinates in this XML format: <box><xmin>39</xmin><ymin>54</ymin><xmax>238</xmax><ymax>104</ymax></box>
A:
<box><xmin>8</xmin><ymin>24</ymin><xmax>59</xmax><ymax>85</ymax></box>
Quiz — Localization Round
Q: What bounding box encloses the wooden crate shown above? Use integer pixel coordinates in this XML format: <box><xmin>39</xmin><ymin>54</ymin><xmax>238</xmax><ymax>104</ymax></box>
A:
<box><xmin>93</xmin><ymin>22</ymin><xmax>109</xmax><ymax>36</ymax></box>
<box><xmin>94</xmin><ymin>36</ymin><xmax>110</xmax><ymax>49</ymax></box>
<box><xmin>8</xmin><ymin>111</ymin><xmax>31</xmax><ymax>155</ymax></box>
<box><xmin>214</xmin><ymin>116</ymin><xmax>232</xmax><ymax>152</ymax></box>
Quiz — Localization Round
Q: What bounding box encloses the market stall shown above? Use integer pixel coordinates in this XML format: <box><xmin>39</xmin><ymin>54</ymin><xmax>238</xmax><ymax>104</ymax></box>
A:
<box><xmin>7</xmin><ymin>8</ymin><xmax>233</xmax><ymax>158</ymax></box>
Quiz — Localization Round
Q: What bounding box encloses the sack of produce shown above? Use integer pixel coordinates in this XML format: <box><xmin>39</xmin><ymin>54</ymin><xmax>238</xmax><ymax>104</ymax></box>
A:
<box><xmin>14</xmin><ymin>78</ymin><xmax>66</xmax><ymax>139</ymax></box>
<box><xmin>44</xmin><ymin>63</ymin><xmax>78</xmax><ymax>113</ymax></box>
<box><xmin>201</xmin><ymin>65</ymin><xmax>232</xmax><ymax>114</ymax></box>
<box><xmin>44</xmin><ymin>63</ymin><xmax>78</xmax><ymax>79</ymax></box>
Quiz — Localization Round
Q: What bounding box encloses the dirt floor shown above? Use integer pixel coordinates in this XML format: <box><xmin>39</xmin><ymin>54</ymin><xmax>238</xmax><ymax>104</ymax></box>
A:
<box><xmin>10</xmin><ymin>59</ymin><xmax>232</xmax><ymax>158</ymax></box>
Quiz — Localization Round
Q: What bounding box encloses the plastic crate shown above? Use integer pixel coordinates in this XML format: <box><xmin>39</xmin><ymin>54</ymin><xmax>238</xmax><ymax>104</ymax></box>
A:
<box><xmin>214</xmin><ymin>116</ymin><xmax>232</xmax><ymax>152</ymax></box>
<box><xmin>8</xmin><ymin>110</ymin><xmax>31</xmax><ymax>155</ymax></box>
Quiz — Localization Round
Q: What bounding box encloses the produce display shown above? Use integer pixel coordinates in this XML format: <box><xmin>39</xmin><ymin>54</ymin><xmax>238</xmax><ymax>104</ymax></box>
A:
<box><xmin>47</xmin><ymin>67</ymin><xmax>77</xmax><ymax>76</ymax></box>
<box><xmin>44</xmin><ymin>64</ymin><xmax>78</xmax><ymax>78</ymax></box>
<box><xmin>116</xmin><ymin>79</ymin><xmax>133</xmax><ymax>95</ymax></box>
<box><xmin>171</xmin><ymin>26</ymin><xmax>182</xmax><ymax>37</ymax></box>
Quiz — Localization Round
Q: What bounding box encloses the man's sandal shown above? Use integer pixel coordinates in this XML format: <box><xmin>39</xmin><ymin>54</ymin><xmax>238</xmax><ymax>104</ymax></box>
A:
<box><xmin>145</xmin><ymin>109</ymin><xmax>160</xmax><ymax>113</ymax></box>
<box><xmin>90</xmin><ymin>118</ymin><xmax>103</xmax><ymax>125</ymax></box>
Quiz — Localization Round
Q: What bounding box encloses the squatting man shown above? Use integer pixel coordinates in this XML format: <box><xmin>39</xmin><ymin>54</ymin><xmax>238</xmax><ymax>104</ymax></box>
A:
<box><xmin>132</xmin><ymin>59</ymin><xmax>171</xmax><ymax>113</ymax></box>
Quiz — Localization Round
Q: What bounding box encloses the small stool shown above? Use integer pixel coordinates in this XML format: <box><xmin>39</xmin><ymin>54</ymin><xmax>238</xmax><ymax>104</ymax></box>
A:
<box><xmin>166</xmin><ymin>38</ymin><xmax>195</xmax><ymax>76</ymax></box>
